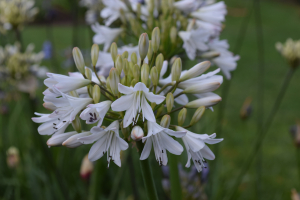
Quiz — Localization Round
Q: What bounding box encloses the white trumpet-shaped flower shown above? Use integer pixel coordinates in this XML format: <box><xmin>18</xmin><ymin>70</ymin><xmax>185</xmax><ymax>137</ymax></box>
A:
<box><xmin>80</xmin><ymin>100</ymin><xmax>112</xmax><ymax>126</ymax></box>
<box><xmin>62</xmin><ymin>131</ymin><xmax>92</xmax><ymax>148</ymax></box>
<box><xmin>176</xmin><ymin>126</ymin><xmax>223</xmax><ymax>172</ymax></box>
<box><xmin>179</xmin><ymin>28</ymin><xmax>211</xmax><ymax>60</ymax></box>
<box><xmin>173</xmin><ymin>0</ymin><xmax>204</xmax><ymax>13</ymax></box>
<box><xmin>140</xmin><ymin>121</ymin><xmax>186</xmax><ymax>166</ymax></box>
<box><xmin>101</xmin><ymin>0</ymin><xmax>128</xmax><ymax>26</ymax></box>
<box><xmin>111</xmin><ymin>82</ymin><xmax>165</xmax><ymax>128</ymax></box>
<box><xmin>92</xmin><ymin>23</ymin><xmax>123</xmax><ymax>52</ymax></box>
<box><xmin>78</xmin><ymin>121</ymin><xmax>128</xmax><ymax>166</ymax></box>
<box><xmin>43</xmin><ymin>73</ymin><xmax>91</xmax><ymax>97</ymax></box>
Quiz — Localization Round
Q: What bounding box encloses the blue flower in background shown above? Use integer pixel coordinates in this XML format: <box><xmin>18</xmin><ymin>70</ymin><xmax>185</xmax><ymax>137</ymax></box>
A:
<box><xmin>43</xmin><ymin>41</ymin><xmax>52</xmax><ymax>60</ymax></box>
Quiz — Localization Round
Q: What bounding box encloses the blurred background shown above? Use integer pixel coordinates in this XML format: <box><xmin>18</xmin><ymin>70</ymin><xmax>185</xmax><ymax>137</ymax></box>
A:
<box><xmin>0</xmin><ymin>0</ymin><xmax>300</xmax><ymax>199</ymax></box>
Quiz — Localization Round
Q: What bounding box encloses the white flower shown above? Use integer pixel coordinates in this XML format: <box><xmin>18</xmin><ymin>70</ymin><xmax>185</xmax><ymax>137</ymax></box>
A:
<box><xmin>111</xmin><ymin>82</ymin><xmax>165</xmax><ymax>128</ymax></box>
<box><xmin>176</xmin><ymin>126</ymin><xmax>223</xmax><ymax>172</ymax></box>
<box><xmin>101</xmin><ymin>0</ymin><xmax>128</xmax><ymax>26</ymax></box>
<box><xmin>43</xmin><ymin>73</ymin><xmax>91</xmax><ymax>97</ymax></box>
<box><xmin>96</xmin><ymin>51</ymin><xmax>114</xmax><ymax>77</ymax></box>
<box><xmin>212</xmin><ymin>53</ymin><xmax>239</xmax><ymax>80</ymax></box>
<box><xmin>91</xmin><ymin>23</ymin><xmax>123</xmax><ymax>52</ymax></box>
<box><xmin>80</xmin><ymin>100</ymin><xmax>112</xmax><ymax>126</ymax></box>
<box><xmin>62</xmin><ymin>131</ymin><xmax>92</xmax><ymax>148</ymax></box>
<box><xmin>173</xmin><ymin>0</ymin><xmax>204</xmax><ymax>13</ymax></box>
<box><xmin>47</xmin><ymin>131</ymin><xmax>77</xmax><ymax>147</ymax></box>
<box><xmin>78</xmin><ymin>121</ymin><xmax>128</xmax><ymax>166</ymax></box>
<box><xmin>179</xmin><ymin>28</ymin><xmax>211</xmax><ymax>60</ymax></box>
<box><xmin>191</xmin><ymin>2</ymin><xmax>227</xmax><ymax>26</ymax></box>
<box><xmin>140</xmin><ymin>121</ymin><xmax>186</xmax><ymax>166</ymax></box>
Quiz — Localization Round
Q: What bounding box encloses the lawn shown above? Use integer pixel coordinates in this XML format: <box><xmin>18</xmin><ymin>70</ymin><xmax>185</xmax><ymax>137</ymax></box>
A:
<box><xmin>1</xmin><ymin>0</ymin><xmax>300</xmax><ymax>199</ymax></box>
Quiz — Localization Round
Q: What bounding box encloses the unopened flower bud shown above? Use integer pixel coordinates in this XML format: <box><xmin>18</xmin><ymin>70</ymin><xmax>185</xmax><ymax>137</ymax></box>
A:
<box><xmin>6</xmin><ymin>146</ymin><xmax>20</xmax><ymax>169</ymax></box>
<box><xmin>131</xmin><ymin>79</ymin><xmax>138</xmax><ymax>87</ymax></box>
<box><xmin>47</xmin><ymin>131</ymin><xmax>76</xmax><ymax>147</ymax></box>
<box><xmin>93</xmin><ymin>85</ymin><xmax>101</xmax><ymax>103</ymax></box>
<box><xmin>80</xmin><ymin>155</ymin><xmax>94</xmax><ymax>181</ymax></box>
<box><xmin>115</xmin><ymin>55</ymin><xmax>123</xmax><ymax>75</ymax></box>
<box><xmin>88</xmin><ymin>85</ymin><xmax>93</xmax><ymax>98</ymax></box>
<box><xmin>133</xmin><ymin>64</ymin><xmax>140</xmax><ymax>81</ymax></box>
<box><xmin>85</xmin><ymin>67</ymin><xmax>93</xmax><ymax>80</ymax></box>
<box><xmin>240</xmin><ymin>97</ymin><xmax>252</xmax><ymax>120</ymax></box>
<box><xmin>179</xmin><ymin>61</ymin><xmax>210</xmax><ymax>82</ymax></box>
<box><xmin>138</xmin><ymin>33</ymin><xmax>149</xmax><ymax>61</ymax></box>
<box><xmin>150</xmin><ymin>66</ymin><xmax>158</xmax><ymax>86</ymax></box>
<box><xmin>166</xmin><ymin>93</ymin><xmax>174</xmax><ymax>113</ymax></box>
<box><xmin>131</xmin><ymin>52</ymin><xmax>137</xmax><ymax>65</ymax></box>
<box><xmin>184</xmin><ymin>82</ymin><xmax>221</xmax><ymax>94</ymax></box>
<box><xmin>122</xmin><ymin>51</ymin><xmax>129</xmax><ymax>59</ymax></box>
<box><xmin>147</xmin><ymin>41</ymin><xmax>153</xmax><ymax>60</ymax></box>
<box><xmin>156</xmin><ymin>104</ymin><xmax>164</xmax><ymax>117</ymax></box>
<box><xmin>63</xmin><ymin>131</ymin><xmax>91</xmax><ymax>148</ymax></box>
<box><xmin>43</xmin><ymin>102</ymin><xmax>57</xmax><ymax>111</ymax></box>
<box><xmin>190</xmin><ymin>106</ymin><xmax>205</xmax><ymax>126</ymax></box>
<box><xmin>171</xmin><ymin>58</ymin><xmax>182</xmax><ymax>82</ymax></box>
<box><xmin>200</xmin><ymin>51</ymin><xmax>220</xmax><ymax>59</ymax></box>
<box><xmin>91</xmin><ymin>44</ymin><xmax>99</xmax><ymax>67</ymax></box>
<box><xmin>160</xmin><ymin>115</ymin><xmax>171</xmax><ymax>128</ymax></box>
<box><xmin>109</xmin><ymin>68</ymin><xmax>120</xmax><ymax>96</ymax></box>
<box><xmin>72</xmin><ymin>47</ymin><xmax>85</xmax><ymax>75</ymax></box>
<box><xmin>152</xmin><ymin>27</ymin><xmax>160</xmax><ymax>53</ymax></box>
<box><xmin>155</xmin><ymin>53</ymin><xmax>164</xmax><ymax>73</ymax></box>
<box><xmin>170</xmin><ymin>26</ymin><xmax>177</xmax><ymax>44</ymax></box>
<box><xmin>128</xmin><ymin>61</ymin><xmax>134</xmax><ymax>77</ymax></box>
<box><xmin>186</xmin><ymin>95</ymin><xmax>221</xmax><ymax>108</ymax></box>
<box><xmin>178</xmin><ymin>108</ymin><xmax>187</xmax><ymax>126</ymax></box>
<box><xmin>141</xmin><ymin>63</ymin><xmax>150</xmax><ymax>85</ymax></box>
<box><xmin>69</xmin><ymin>90</ymin><xmax>79</xmax><ymax>97</ymax></box>
<box><xmin>110</xmin><ymin>42</ymin><xmax>118</xmax><ymax>63</ymax></box>
<box><xmin>72</xmin><ymin>115</ymin><xmax>82</xmax><ymax>133</ymax></box>
<box><xmin>131</xmin><ymin>126</ymin><xmax>144</xmax><ymax>141</ymax></box>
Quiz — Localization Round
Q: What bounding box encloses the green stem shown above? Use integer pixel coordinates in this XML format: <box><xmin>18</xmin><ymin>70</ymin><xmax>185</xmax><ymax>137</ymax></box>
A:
<box><xmin>169</xmin><ymin>153</ymin><xmax>182</xmax><ymax>200</ymax></box>
<box><xmin>137</xmin><ymin>142</ymin><xmax>159</xmax><ymax>200</ymax></box>
<box><xmin>157</xmin><ymin>106</ymin><xmax>185</xmax><ymax>119</ymax></box>
<box><xmin>157</xmin><ymin>83</ymin><xmax>173</xmax><ymax>94</ymax></box>
<box><xmin>297</xmin><ymin>148</ymin><xmax>300</xmax><ymax>187</ymax></box>
<box><xmin>224</xmin><ymin>68</ymin><xmax>295</xmax><ymax>200</ymax></box>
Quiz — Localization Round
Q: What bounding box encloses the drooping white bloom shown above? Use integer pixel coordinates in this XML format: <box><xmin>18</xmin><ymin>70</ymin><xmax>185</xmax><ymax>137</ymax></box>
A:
<box><xmin>78</xmin><ymin>121</ymin><xmax>128</xmax><ymax>166</ymax></box>
<box><xmin>80</xmin><ymin>100</ymin><xmax>112</xmax><ymax>126</ymax></box>
<box><xmin>179</xmin><ymin>28</ymin><xmax>211</xmax><ymax>60</ymax></box>
<box><xmin>173</xmin><ymin>0</ymin><xmax>205</xmax><ymax>13</ymax></box>
<box><xmin>43</xmin><ymin>73</ymin><xmax>91</xmax><ymax>97</ymax></box>
<box><xmin>191</xmin><ymin>2</ymin><xmax>227</xmax><ymax>26</ymax></box>
<box><xmin>91</xmin><ymin>23</ymin><xmax>123</xmax><ymax>52</ymax></box>
<box><xmin>101</xmin><ymin>0</ymin><xmax>128</xmax><ymax>26</ymax></box>
<box><xmin>62</xmin><ymin>131</ymin><xmax>92</xmax><ymax>148</ymax></box>
<box><xmin>47</xmin><ymin>131</ymin><xmax>78</xmax><ymax>147</ymax></box>
<box><xmin>140</xmin><ymin>121</ymin><xmax>186</xmax><ymax>166</ymax></box>
<box><xmin>111</xmin><ymin>82</ymin><xmax>165</xmax><ymax>128</ymax></box>
<box><xmin>176</xmin><ymin>126</ymin><xmax>223</xmax><ymax>172</ymax></box>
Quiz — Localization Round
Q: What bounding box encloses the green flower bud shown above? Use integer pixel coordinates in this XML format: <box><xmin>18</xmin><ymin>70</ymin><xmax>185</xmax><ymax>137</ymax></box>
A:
<box><xmin>93</xmin><ymin>85</ymin><xmax>101</xmax><ymax>103</ymax></box>
<box><xmin>155</xmin><ymin>53</ymin><xmax>164</xmax><ymax>74</ymax></box>
<box><xmin>69</xmin><ymin>90</ymin><xmax>79</xmax><ymax>97</ymax></box>
<box><xmin>91</xmin><ymin>44</ymin><xmax>99</xmax><ymax>67</ymax></box>
<box><xmin>200</xmin><ymin>51</ymin><xmax>220</xmax><ymax>59</ymax></box>
<box><xmin>123</xmin><ymin>58</ymin><xmax>130</xmax><ymax>75</ymax></box>
<box><xmin>122</xmin><ymin>51</ymin><xmax>128</xmax><ymax>59</ymax></box>
<box><xmin>131</xmin><ymin>52</ymin><xmax>137</xmax><ymax>65</ymax></box>
<box><xmin>115</xmin><ymin>55</ymin><xmax>123</xmax><ymax>75</ymax></box>
<box><xmin>128</xmin><ymin>61</ymin><xmax>134</xmax><ymax>77</ymax></box>
<box><xmin>109</xmin><ymin>68</ymin><xmax>120</xmax><ymax>96</ymax></box>
<box><xmin>147</xmin><ymin>41</ymin><xmax>153</xmax><ymax>60</ymax></box>
<box><xmin>150</xmin><ymin>66</ymin><xmax>158</xmax><ymax>86</ymax></box>
<box><xmin>72</xmin><ymin>47</ymin><xmax>85</xmax><ymax>75</ymax></box>
<box><xmin>156</xmin><ymin>104</ymin><xmax>164</xmax><ymax>118</ymax></box>
<box><xmin>110</xmin><ymin>42</ymin><xmax>118</xmax><ymax>63</ymax></box>
<box><xmin>85</xmin><ymin>67</ymin><xmax>92</xmax><ymax>80</ymax></box>
<box><xmin>131</xmin><ymin>126</ymin><xmax>144</xmax><ymax>141</ymax></box>
<box><xmin>131</xmin><ymin>79</ymin><xmax>138</xmax><ymax>87</ymax></box>
<box><xmin>178</xmin><ymin>108</ymin><xmax>187</xmax><ymax>126</ymax></box>
<box><xmin>43</xmin><ymin>102</ymin><xmax>57</xmax><ymax>111</ymax></box>
<box><xmin>106</xmin><ymin>76</ymin><xmax>111</xmax><ymax>91</ymax></box>
<box><xmin>160</xmin><ymin>115</ymin><xmax>171</xmax><ymax>128</ymax></box>
<box><xmin>138</xmin><ymin>33</ymin><xmax>149</xmax><ymax>61</ymax></box>
<box><xmin>170</xmin><ymin>26</ymin><xmax>177</xmax><ymax>44</ymax></box>
<box><xmin>72</xmin><ymin>115</ymin><xmax>82</xmax><ymax>133</ymax></box>
<box><xmin>166</xmin><ymin>93</ymin><xmax>174</xmax><ymax>113</ymax></box>
<box><xmin>121</xmin><ymin>76</ymin><xmax>126</xmax><ymax>85</ymax></box>
<box><xmin>151</xmin><ymin>27</ymin><xmax>160</xmax><ymax>53</ymax></box>
<box><xmin>88</xmin><ymin>85</ymin><xmax>93</xmax><ymax>98</ymax></box>
<box><xmin>171</xmin><ymin>58</ymin><xmax>182</xmax><ymax>82</ymax></box>
<box><xmin>141</xmin><ymin>63</ymin><xmax>150</xmax><ymax>85</ymax></box>
<box><xmin>133</xmin><ymin>64</ymin><xmax>140</xmax><ymax>81</ymax></box>
<box><xmin>190</xmin><ymin>106</ymin><xmax>205</xmax><ymax>126</ymax></box>
<box><xmin>179</xmin><ymin>61</ymin><xmax>210</xmax><ymax>82</ymax></box>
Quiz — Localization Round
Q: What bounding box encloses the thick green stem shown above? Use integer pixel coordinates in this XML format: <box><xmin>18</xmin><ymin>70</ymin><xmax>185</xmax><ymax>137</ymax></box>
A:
<box><xmin>137</xmin><ymin>142</ymin><xmax>159</xmax><ymax>200</ymax></box>
<box><xmin>169</xmin><ymin>153</ymin><xmax>182</xmax><ymax>200</ymax></box>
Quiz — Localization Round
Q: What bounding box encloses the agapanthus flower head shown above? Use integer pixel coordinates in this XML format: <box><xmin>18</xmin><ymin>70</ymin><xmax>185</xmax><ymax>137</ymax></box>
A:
<box><xmin>32</xmin><ymin>28</ymin><xmax>223</xmax><ymax>171</ymax></box>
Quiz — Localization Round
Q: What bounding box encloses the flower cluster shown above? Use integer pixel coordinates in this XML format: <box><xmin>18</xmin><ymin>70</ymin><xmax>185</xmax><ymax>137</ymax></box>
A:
<box><xmin>79</xmin><ymin>0</ymin><xmax>103</xmax><ymax>25</ymax></box>
<box><xmin>0</xmin><ymin>42</ymin><xmax>46</xmax><ymax>98</ymax></box>
<box><xmin>276</xmin><ymin>38</ymin><xmax>300</xmax><ymax>68</ymax></box>
<box><xmin>87</xmin><ymin>0</ymin><xmax>239</xmax><ymax>79</ymax></box>
<box><xmin>32</xmin><ymin>29</ymin><xmax>222</xmax><ymax>171</ymax></box>
<box><xmin>0</xmin><ymin>0</ymin><xmax>38</xmax><ymax>32</ymax></box>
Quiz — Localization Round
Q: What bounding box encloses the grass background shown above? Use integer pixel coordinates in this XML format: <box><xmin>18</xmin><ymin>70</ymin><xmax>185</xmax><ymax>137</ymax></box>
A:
<box><xmin>1</xmin><ymin>0</ymin><xmax>300</xmax><ymax>199</ymax></box>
